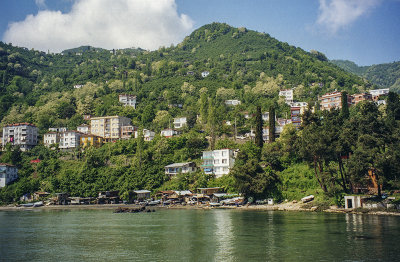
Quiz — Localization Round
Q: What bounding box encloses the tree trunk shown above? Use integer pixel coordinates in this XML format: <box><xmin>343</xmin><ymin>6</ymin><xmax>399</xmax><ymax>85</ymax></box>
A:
<box><xmin>313</xmin><ymin>156</ymin><xmax>327</xmax><ymax>192</ymax></box>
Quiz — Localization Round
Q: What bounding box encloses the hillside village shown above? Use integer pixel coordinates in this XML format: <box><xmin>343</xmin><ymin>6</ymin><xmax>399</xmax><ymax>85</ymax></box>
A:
<box><xmin>0</xmin><ymin>23</ymin><xmax>400</xmax><ymax>209</ymax></box>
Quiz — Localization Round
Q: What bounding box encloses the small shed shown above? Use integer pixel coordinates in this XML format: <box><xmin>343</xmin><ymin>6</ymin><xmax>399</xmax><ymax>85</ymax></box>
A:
<box><xmin>197</xmin><ymin>187</ymin><xmax>221</xmax><ymax>196</ymax></box>
<box><xmin>133</xmin><ymin>190</ymin><xmax>151</xmax><ymax>201</ymax></box>
<box><xmin>344</xmin><ymin>195</ymin><xmax>364</xmax><ymax>209</ymax></box>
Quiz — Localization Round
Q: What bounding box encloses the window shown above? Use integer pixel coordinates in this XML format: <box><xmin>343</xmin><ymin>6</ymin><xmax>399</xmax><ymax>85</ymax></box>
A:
<box><xmin>222</xmin><ymin>159</ymin><xmax>227</xmax><ymax>164</ymax></box>
<box><xmin>214</xmin><ymin>159</ymin><xmax>219</xmax><ymax>164</ymax></box>
<box><xmin>222</xmin><ymin>151</ymin><xmax>226</xmax><ymax>157</ymax></box>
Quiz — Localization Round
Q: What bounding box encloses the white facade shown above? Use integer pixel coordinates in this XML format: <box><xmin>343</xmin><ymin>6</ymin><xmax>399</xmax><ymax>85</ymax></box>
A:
<box><xmin>173</xmin><ymin>117</ymin><xmax>187</xmax><ymax>129</ymax></box>
<box><xmin>77</xmin><ymin>124</ymin><xmax>90</xmax><ymax>134</ymax></box>
<box><xmin>48</xmin><ymin>127</ymin><xmax>67</xmax><ymax>132</ymax></box>
<box><xmin>119</xmin><ymin>94</ymin><xmax>137</xmax><ymax>108</ymax></box>
<box><xmin>262</xmin><ymin>112</ymin><xmax>269</xmax><ymax>121</ymax></box>
<box><xmin>161</xmin><ymin>129</ymin><xmax>178</xmax><ymax>138</ymax></box>
<box><xmin>2</xmin><ymin>123</ymin><xmax>38</xmax><ymax>151</ymax></box>
<box><xmin>134</xmin><ymin>129</ymin><xmax>155</xmax><ymax>141</ymax></box>
<box><xmin>225</xmin><ymin>100</ymin><xmax>241</xmax><ymax>106</ymax></box>
<box><xmin>43</xmin><ymin>132</ymin><xmax>59</xmax><ymax>147</ymax></box>
<box><xmin>0</xmin><ymin>164</ymin><xmax>18</xmax><ymax>188</ymax></box>
<box><xmin>165</xmin><ymin>162</ymin><xmax>197</xmax><ymax>177</ymax></box>
<box><xmin>59</xmin><ymin>131</ymin><xmax>81</xmax><ymax>149</ymax></box>
<box><xmin>369</xmin><ymin>88</ymin><xmax>389</xmax><ymax>97</ymax></box>
<box><xmin>201</xmin><ymin>71</ymin><xmax>210</xmax><ymax>78</ymax></box>
<box><xmin>202</xmin><ymin>149</ymin><xmax>235</xmax><ymax>178</ymax></box>
<box><xmin>279</xmin><ymin>89</ymin><xmax>294</xmax><ymax>103</ymax></box>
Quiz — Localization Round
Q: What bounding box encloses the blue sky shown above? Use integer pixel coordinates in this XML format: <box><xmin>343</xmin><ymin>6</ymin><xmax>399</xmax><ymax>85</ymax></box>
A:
<box><xmin>1</xmin><ymin>0</ymin><xmax>399</xmax><ymax>66</ymax></box>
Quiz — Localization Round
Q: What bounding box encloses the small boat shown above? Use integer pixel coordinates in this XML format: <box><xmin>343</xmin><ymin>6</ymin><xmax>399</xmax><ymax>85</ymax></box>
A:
<box><xmin>20</xmin><ymin>203</ymin><xmax>34</xmax><ymax>207</ymax></box>
<box><xmin>301</xmin><ymin>195</ymin><xmax>314</xmax><ymax>203</ymax></box>
<box><xmin>209</xmin><ymin>202</ymin><xmax>221</xmax><ymax>207</ymax></box>
<box><xmin>33</xmin><ymin>201</ymin><xmax>44</xmax><ymax>207</ymax></box>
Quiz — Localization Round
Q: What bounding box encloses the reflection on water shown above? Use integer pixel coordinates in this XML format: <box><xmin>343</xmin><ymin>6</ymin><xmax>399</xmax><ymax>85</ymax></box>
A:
<box><xmin>0</xmin><ymin>209</ymin><xmax>399</xmax><ymax>261</ymax></box>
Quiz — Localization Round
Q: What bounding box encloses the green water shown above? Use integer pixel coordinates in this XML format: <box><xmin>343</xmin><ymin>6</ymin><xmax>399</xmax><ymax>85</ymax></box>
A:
<box><xmin>0</xmin><ymin>209</ymin><xmax>399</xmax><ymax>261</ymax></box>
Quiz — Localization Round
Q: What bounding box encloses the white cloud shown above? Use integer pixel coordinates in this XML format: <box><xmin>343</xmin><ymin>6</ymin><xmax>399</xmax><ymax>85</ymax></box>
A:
<box><xmin>316</xmin><ymin>0</ymin><xmax>381</xmax><ymax>34</ymax></box>
<box><xmin>35</xmin><ymin>0</ymin><xmax>47</xmax><ymax>9</ymax></box>
<box><xmin>3</xmin><ymin>0</ymin><xmax>193</xmax><ymax>52</ymax></box>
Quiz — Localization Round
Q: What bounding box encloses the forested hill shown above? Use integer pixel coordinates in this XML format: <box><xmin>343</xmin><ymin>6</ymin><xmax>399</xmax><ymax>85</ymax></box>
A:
<box><xmin>0</xmin><ymin>22</ymin><xmax>368</xmax><ymax>133</ymax></box>
<box><xmin>331</xmin><ymin>59</ymin><xmax>400</xmax><ymax>92</ymax></box>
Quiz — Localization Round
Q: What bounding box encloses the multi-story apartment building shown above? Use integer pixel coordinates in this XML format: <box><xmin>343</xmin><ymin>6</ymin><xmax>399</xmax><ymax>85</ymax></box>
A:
<box><xmin>2</xmin><ymin>123</ymin><xmax>38</xmax><ymax>151</ymax></box>
<box><xmin>369</xmin><ymin>88</ymin><xmax>389</xmax><ymax>99</ymax></box>
<box><xmin>0</xmin><ymin>163</ymin><xmax>18</xmax><ymax>188</ymax></box>
<box><xmin>121</xmin><ymin>125</ymin><xmax>137</xmax><ymax>139</ymax></box>
<box><xmin>90</xmin><ymin>116</ymin><xmax>132</xmax><ymax>142</ymax></box>
<box><xmin>173</xmin><ymin>117</ymin><xmax>187</xmax><ymax>129</ymax></box>
<box><xmin>319</xmin><ymin>91</ymin><xmax>352</xmax><ymax>111</ymax></box>
<box><xmin>119</xmin><ymin>94</ymin><xmax>137</xmax><ymax>108</ymax></box>
<box><xmin>202</xmin><ymin>149</ymin><xmax>235</xmax><ymax>178</ymax></box>
<box><xmin>290</xmin><ymin>102</ymin><xmax>308</xmax><ymax>128</ymax></box>
<box><xmin>279</xmin><ymin>89</ymin><xmax>293</xmax><ymax>104</ymax></box>
<box><xmin>43</xmin><ymin>132</ymin><xmax>60</xmax><ymax>147</ymax></box>
<box><xmin>59</xmin><ymin>131</ymin><xmax>82</xmax><ymax>149</ymax></box>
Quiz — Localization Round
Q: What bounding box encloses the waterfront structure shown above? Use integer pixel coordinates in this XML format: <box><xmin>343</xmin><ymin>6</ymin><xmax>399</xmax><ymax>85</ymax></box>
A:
<box><xmin>160</xmin><ymin>129</ymin><xmax>178</xmax><ymax>138</ymax></box>
<box><xmin>225</xmin><ymin>100</ymin><xmax>241</xmax><ymax>106</ymax></box>
<box><xmin>2</xmin><ymin>123</ymin><xmax>38</xmax><ymax>151</ymax></box>
<box><xmin>164</xmin><ymin>162</ymin><xmax>197</xmax><ymax>178</ymax></box>
<box><xmin>319</xmin><ymin>91</ymin><xmax>352</xmax><ymax>111</ymax></box>
<box><xmin>132</xmin><ymin>190</ymin><xmax>151</xmax><ymax>201</ymax></box>
<box><xmin>173</xmin><ymin>117</ymin><xmax>187</xmax><ymax>129</ymax></box>
<box><xmin>119</xmin><ymin>94</ymin><xmax>137</xmax><ymax>108</ymax></box>
<box><xmin>202</xmin><ymin>149</ymin><xmax>235</xmax><ymax>178</ymax></box>
<box><xmin>279</xmin><ymin>89</ymin><xmax>293</xmax><ymax>104</ymax></box>
<box><xmin>80</xmin><ymin>134</ymin><xmax>103</xmax><ymax>148</ymax></box>
<box><xmin>59</xmin><ymin>131</ymin><xmax>82</xmax><ymax>149</ymax></box>
<box><xmin>77</xmin><ymin>124</ymin><xmax>90</xmax><ymax>134</ymax></box>
<box><xmin>90</xmin><ymin>116</ymin><xmax>132</xmax><ymax>142</ymax></box>
<box><xmin>0</xmin><ymin>163</ymin><xmax>18</xmax><ymax>188</ymax></box>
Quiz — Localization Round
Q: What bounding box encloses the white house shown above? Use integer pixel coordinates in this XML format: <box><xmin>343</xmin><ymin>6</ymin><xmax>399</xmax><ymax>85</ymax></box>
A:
<box><xmin>119</xmin><ymin>94</ymin><xmax>137</xmax><ymax>108</ymax></box>
<box><xmin>59</xmin><ymin>131</ymin><xmax>82</xmax><ymax>149</ymax></box>
<box><xmin>43</xmin><ymin>132</ymin><xmax>60</xmax><ymax>147</ymax></box>
<box><xmin>202</xmin><ymin>149</ymin><xmax>235</xmax><ymax>178</ymax></box>
<box><xmin>173</xmin><ymin>117</ymin><xmax>187</xmax><ymax>129</ymax></box>
<box><xmin>2</xmin><ymin>123</ymin><xmax>38</xmax><ymax>151</ymax></box>
<box><xmin>369</xmin><ymin>88</ymin><xmax>389</xmax><ymax>97</ymax></box>
<box><xmin>77</xmin><ymin>124</ymin><xmax>90</xmax><ymax>134</ymax></box>
<box><xmin>262</xmin><ymin>112</ymin><xmax>269</xmax><ymax>121</ymax></box>
<box><xmin>201</xmin><ymin>71</ymin><xmax>210</xmax><ymax>78</ymax></box>
<box><xmin>0</xmin><ymin>163</ymin><xmax>18</xmax><ymax>188</ymax></box>
<box><xmin>279</xmin><ymin>89</ymin><xmax>294</xmax><ymax>104</ymax></box>
<box><xmin>165</xmin><ymin>162</ymin><xmax>197</xmax><ymax>178</ymax></box>
<box><xmin>225</xmin><ymin>100</ymin><xmax>241</xmax><ymax>106</ymax></box>
<box><xmin>134</xmin><ymin>129</ymin><xmax>155</xmax><ymax>141</ymax></box>
<box><xmin>161</xmin><ymin>129</ymin><xmax>178</xmax><ymax>138</ymax></box>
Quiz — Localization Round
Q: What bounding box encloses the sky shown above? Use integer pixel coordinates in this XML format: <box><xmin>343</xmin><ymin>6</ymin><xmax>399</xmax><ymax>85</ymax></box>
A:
<box><xmin>0</xmin><ymin>0</ymin><xmax>399</xmax><ymax>66</ymax></box>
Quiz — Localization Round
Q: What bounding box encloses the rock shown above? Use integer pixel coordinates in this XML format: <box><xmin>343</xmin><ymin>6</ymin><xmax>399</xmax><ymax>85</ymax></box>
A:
<box><xmin>292</xmin><ymin>200</ymin><xmax>297</xmax><ymax>203</ymax></box>
<box><xmin>310</xmin><ymin>206</ymin><xmax>318</xmax><ymax>211</ymax></box>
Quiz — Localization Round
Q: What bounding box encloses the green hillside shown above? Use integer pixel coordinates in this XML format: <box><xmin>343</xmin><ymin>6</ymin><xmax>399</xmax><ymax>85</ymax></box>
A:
<box><xmin>1</xmin><ymin>23</ymin><xmax>399</xmax><ymax>205</ymax></box>
<box><xmin>331</xmin><ymin>59</ymin><xmax>400</xmax><ymax>92</ymax></box>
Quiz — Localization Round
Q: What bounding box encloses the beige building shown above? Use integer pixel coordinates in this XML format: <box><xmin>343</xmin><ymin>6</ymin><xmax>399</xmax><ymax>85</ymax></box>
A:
<box><xmin>90</xmin><ymin>116</ymin><xmax>132</xmax><ymax>141</ymax></box>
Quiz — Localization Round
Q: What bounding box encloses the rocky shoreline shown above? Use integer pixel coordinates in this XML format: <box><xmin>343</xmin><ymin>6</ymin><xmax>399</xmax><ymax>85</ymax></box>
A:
<box><xmin>1</xmin><ymin>201</ymin><xmax>400</xmax><ymax>216</ymax></box>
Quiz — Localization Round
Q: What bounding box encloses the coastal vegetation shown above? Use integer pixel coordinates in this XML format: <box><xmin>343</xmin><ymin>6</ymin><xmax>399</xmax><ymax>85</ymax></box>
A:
<box><xmin>1</xmin><ymin>23</ymin><xmax>399</xmax><ymax>205</ymax></box>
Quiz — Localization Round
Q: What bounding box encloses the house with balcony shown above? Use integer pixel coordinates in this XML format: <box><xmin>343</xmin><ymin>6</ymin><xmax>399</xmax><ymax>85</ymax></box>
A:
<box><xmin>121</xmin><ymin>125</ymin><xmax>137</xmax><ymax>139</ymax></box>
<box><xmin>369</xmin><ymin>88</ymin><xmax>389</xmax><ymax>99</ymax></box>
<box><xmin>161</xmin><ymin>128</ymin><xmax>179</xmax><ymax>138</ymax></box>
<box><xmin>80</xmin><ymin>134</ymin><xmax>103</xmax><ymax>148</ymax></box>
<box><xmin>43</xmin><ymin>132</ymin><xmax>60</xmax><ymax>147</ymax></box>
<box><xmin>90</xmin><ymin>116</ymin><xmax>132</xmax><ymax>142</ymax></box>
<box><xmin>59</xmin><ymin>131</ymin><xmax>82</xmax><ymax>150</ymax></box>
<box><xmin>0</xmin><ymin>163</ymin><xmax>18</xmax><ymax>188</ymax></box>
<box><xmin>164</xmin><ymin>162</ymin><xmax>197</xmax><ymax>178</ymax></box>
<box><xmin>202</xmin><ymin>149</ymin><xmax>235</xmax><ymax>178</ymax></box>
<box><xmin>77</xmin><ymin>124</ymin><xmax>90</xmax><ymax>134</ymax></box>
<box><xmin>173</xmin><ymin>117</ymin><xmax>187</xmax><ymax>129</ymax></box>
<box><xmin>319</xmin><ymin>91</ymin><xmax>352</xmax><ymax>111</ymax></box>
<box><xmin>119</xmin><ymin>94</ymin><xmax>137</xmax><ymax>108</ymax></box>
<box><xmin>134</xmin><ymin>129</ymin><xmax>155</xmax><ymax>141</ymax></box>
<box><xmin>2</xmin><ymin>123</ymin><xmax>38</xmax><ymax>151</ymax></box>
